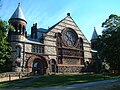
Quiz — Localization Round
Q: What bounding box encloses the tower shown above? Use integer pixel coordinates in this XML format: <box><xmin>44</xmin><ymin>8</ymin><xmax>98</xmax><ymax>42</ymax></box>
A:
<box><xmin>91</xmin><ymin>27</ymin><xmax>101</xmax><ymax>73</ymax></box>
<box><xmin>91</xmin><ymin>27</ymin><xmax>98</xmax><ymax>50</ymax></box>
<box><xmin>8</xmin><ymin>3</ymin><xmax>27</xmax><ymax>72</ymax></box>
<box><xmin>8</xmin><ymin>3</ymin><xmax>27</xmax><ymax>37</ymax></box>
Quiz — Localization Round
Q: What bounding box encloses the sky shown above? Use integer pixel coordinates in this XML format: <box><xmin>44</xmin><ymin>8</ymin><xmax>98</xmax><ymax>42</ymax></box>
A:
<box><xmin>0</xmin><ymin>0</ymin><xmax>120</xmax><ymax>41</ymax></box>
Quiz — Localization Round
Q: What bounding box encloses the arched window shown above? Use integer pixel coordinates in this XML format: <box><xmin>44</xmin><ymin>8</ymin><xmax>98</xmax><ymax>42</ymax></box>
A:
<box><xmin>50</xmin><ymin>59</ymin><xmax>56</xmax><ymax>73</ymax></box>
<box><xmin>18</xmin><ymin>24</ymin><xmax>21</xmax><ymax>33</ymax></box>
<box><xmin>15</xmin><ymin>25</ymin><xmax>17</xmax><ymax>32</ymax></box>
<box><xmin>80</xmin><ymin>37</ymin><xmax>83</xmax><ymax>50</ymax></box>
<box><xmin>79</xmin><ymin>37</ymin><xmax>84</xmax><ymax>65</ymax></box>
<box><xmin>23</xmin><ymin>26</ymin><xmax>25</xmax><ymax>35</ymax></box>
<box><xmin>17</xmin><ymin>46</ymin><xmax>21</xmax><ymax>58</ymax></box>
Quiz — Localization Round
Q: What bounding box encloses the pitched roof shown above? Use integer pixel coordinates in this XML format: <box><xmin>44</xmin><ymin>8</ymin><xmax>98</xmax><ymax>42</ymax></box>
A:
<box><xmin>91</xmin><ymin>27</ymin><xmax>98</xmax><ymax>40</ymax></box>
<box><xmin>47</xmin><ymin>13</ymin><xmax>71</xmax><ymax>32</ymax></box>
<box><xmin>10</xmin><ymin>3</ymin><xmax>26</xmax><ymax>22</ymax></box>
<box><xmin>47</xmin><ymin>18</ymin><xmax>65</xmax><ymax>32</ymax></box>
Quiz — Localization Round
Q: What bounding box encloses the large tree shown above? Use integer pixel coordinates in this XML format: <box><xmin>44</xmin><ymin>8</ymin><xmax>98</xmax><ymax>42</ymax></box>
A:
<box><xmin>97</xmin><ymin>14</ymin><xmax>120</xmax><ymax>73</ymax></box>
<box><xmin>0</xmin><ymin>19</ymin><xmax>13</xmax><ymax>72</ymax></box>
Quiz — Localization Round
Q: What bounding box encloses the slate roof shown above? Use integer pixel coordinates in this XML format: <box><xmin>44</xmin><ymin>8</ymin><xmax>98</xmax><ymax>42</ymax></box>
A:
<box><xmin>37</xmin><ymin>28</ymin><xmax>48</xmax><ymax>33</ymax></box>
<box><xmin>10</xmin><ymin>3</ymin><xmax>26</xmax><ymax>22</ymax></box>
<box><xmin>25</xmin><ymin>38</ymin><xmax>44</xmax><ymax>45</ymax></box>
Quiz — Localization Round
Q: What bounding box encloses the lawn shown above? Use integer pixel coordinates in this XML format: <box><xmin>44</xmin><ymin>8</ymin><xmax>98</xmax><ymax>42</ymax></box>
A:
<box><xmin>0</xmin><ymin>73</ymin><xmax>120</xmax><ymax>88</ymax></box>
<box><xmin>0</xmin><ymin>77</ymin><xmax>30</xmax><ymax>88</ymax></box>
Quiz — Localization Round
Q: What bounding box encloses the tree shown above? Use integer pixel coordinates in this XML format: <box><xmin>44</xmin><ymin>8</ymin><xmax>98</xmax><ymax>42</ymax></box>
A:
<box><xmin>97</xmin><ymin>14</ymin><xmax>120</xmax><ymax>73</ymax></box>
<box><xmin>0</xmin><ymin>19</ymin><xmax>13</xmax><ymax>72</ymax></box>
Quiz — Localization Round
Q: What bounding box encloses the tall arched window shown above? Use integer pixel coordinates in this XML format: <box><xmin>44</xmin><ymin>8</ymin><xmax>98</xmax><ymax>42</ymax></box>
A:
<box><xmin>80</xmin><ymin>37</ymin><xmax>83</xmax><ymax>50</ymax></box>
<box><xmin>17</xmin><ymin>46</ymin><xmax>21</xmax><ymax>58</ymax></box>
<box><xmin>80</xmin><ymin>37</ymin><xmax>84</xmax><ymax>65</ymax></box>
<box><xmin>18</xmin><ymin>24</ymin><xmax>21</xmax><ymax>33</ymax></box>
<box><xmin>50</xmin><ymin>59</ymin><xmax>56</xmax><ymax>73</ymax></box>
<box><xmin>15</xmin><ymin>24</ymin><xmax>17</xmax><ymax>32</ymax></box>
<box><xmin>23</xmin><ymin>26</ymin><xmax>25</xmax><ymax>35</ymax></box>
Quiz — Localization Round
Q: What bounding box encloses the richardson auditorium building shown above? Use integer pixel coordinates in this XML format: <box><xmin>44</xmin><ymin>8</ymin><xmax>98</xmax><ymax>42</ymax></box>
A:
<box><xmin>8</xmin><ymin>4</ymin><xmax>99</xmax><ymax>75</ymax></box>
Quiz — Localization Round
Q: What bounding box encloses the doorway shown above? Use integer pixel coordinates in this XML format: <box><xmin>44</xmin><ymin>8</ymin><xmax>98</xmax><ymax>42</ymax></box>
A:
<box><xmin>33</xmin><ymin>60</ymin><xmax>43</xmax><ymax>75</ymax></box>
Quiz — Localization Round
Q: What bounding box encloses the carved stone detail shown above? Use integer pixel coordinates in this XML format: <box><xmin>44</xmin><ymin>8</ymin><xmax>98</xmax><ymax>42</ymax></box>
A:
<box><xmin>56</xmin><ymin>27</ymin><xmax>85</xmax><ymax>70</ymax></box>
<box><xmin>63</xmin><ymin>58</ymin><xmax>79</xmax><ymax>65</ymax></box>
<box><xmin>58</xmin><ymin>66</ymin><xmax>83</xmax><ymax>73</ymax></box>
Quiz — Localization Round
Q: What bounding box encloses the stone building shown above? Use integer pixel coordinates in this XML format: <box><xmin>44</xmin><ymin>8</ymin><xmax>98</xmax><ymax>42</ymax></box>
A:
<box><xmin>8</xmin><ymin>4</ymin><xmax>98</xmax><ymax>75</ymax></box>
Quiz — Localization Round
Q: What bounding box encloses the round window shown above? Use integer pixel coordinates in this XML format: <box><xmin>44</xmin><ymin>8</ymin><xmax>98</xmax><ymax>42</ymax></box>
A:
<box><xmin>62</xmin><ymin>28</ymin><xmax>78</xmax><ymax>47</ymax></box>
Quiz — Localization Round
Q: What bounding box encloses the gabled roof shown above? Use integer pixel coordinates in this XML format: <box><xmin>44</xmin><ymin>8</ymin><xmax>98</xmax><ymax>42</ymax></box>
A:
<box><xmin>10</xmin><ymin>3</ymin><xmax>26</xmax><ymax>22</ymax></box>
<box><xmin>46</xmin><ymin>13</ymin><xmax>90</xmax><ymax>43</ymax></box>
<box><xmin>47</xmin><ymin>13</ymin><xmax>73</xmax><ymax>33</ymax></box>
<box><xmin>91</xmin><ymin>27</ymin><xmax>98</xmax><ymax>40</ymax></box>
<box><xmin>47</xmin><ymin>18</ymin><xmax>65</xmax><ymax>33</ymax></box>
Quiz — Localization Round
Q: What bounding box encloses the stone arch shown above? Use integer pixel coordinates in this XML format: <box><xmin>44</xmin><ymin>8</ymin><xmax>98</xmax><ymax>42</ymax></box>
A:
<box><xmin>26</xmin><ymin>55</ymin><xmax>48</xmax><ymax>75</ymax></box>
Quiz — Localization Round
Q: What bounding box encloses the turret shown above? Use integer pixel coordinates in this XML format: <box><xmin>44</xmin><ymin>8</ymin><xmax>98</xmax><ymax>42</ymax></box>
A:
<box><xmin>91</xmin><ymin>27</ymin><xmax>98</xmax><ymax>50</ymax></box>
<box><xmin>8</xmin><ymin>3</ymin><xmax>27</xmax><ymax>38</ymax></box>
<box><xmin>8</xmin><ymin>3</ymin><xmax>27</xmax><ymax>72</ymax></box>
<box><xmin>91</xmin><ymin>27</ymin><xmax>101</xmax><ymax>73</ymax></box>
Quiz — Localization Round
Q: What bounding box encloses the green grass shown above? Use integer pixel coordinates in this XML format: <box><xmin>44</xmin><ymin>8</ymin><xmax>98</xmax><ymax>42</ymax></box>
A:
<box><xmin>0</xmin><ymin>77</ymin><xmax>30</xmax><ymax>88</ymax></box>
<box><xmin>0</xmin><ymin>73</ymin><xmax>120</xmax><ymax>88</ymax></box>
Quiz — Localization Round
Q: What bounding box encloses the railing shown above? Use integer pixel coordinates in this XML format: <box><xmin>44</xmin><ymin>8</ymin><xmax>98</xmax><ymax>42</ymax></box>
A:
<box><xmin>0</xmin><ymin>72</ymin><xmax>30</xmax><ymax>82</ymax></box>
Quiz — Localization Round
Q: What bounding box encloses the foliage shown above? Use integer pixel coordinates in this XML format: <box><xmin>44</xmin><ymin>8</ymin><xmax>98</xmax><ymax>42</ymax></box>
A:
<box><xmin>0</xmin><ymin>19</ymin><xmax>13</xmax><ymax>72</ymax></box>
<box><xmin>97</xmin><ymin>14</ymin><xmax>120</xmax><ymax>72</ymax></box>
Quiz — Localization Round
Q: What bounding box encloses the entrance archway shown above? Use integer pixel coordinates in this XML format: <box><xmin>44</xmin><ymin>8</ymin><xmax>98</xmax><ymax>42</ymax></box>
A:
<box><xmin>26</xmin><ymin>55</ymin><xmax>48</xmax><ymax>75</ymax></box>
<box><xmin>33</xmin><ymin>59</ymin><xmax>43</xmax><ymax>75</ymax></box>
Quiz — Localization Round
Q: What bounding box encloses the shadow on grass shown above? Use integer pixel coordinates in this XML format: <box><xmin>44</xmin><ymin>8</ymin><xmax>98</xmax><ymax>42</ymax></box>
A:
<box><xmin>21</xmin><ymin>74</ymin><xmax>120</xmax><ymax>88</ymax></box>
<box><xmin>0</xmin><ymin>74</ymin><xmax>120</xmax><ymax>88</ymax></box>
<box><xmin>0</xmin><ymin>77</ymin><xmax>30</xmax><ymax>88</ymax></box>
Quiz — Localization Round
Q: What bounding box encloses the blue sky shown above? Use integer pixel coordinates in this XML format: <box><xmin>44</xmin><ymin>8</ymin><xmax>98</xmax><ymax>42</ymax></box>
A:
<box><xmin>0</xmin><ymin>0</ymin><xmax>120</xmax><ymax>41</ymax></box>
